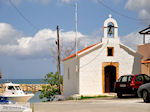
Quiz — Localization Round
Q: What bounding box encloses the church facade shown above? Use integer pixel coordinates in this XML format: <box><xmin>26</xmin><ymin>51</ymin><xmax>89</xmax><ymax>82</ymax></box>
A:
<box><xmin>63</xmin><ymin>15</ymin><xmax>141</xmax><ymax>98</ymax></box>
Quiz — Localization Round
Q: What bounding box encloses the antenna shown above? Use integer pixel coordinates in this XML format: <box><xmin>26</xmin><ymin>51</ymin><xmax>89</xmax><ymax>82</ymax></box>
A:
<box><xmin>75</xmin><ymin>2</ymin><xmax>78</xmax><ymax>57</ymax></box>
<box><xmin>75</xmin><ymin>2</ymin><xmax>78</xmax><ymax>72</ymax></box>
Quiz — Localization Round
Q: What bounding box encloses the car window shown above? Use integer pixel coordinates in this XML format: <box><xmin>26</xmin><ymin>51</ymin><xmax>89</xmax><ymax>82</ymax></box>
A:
<box><xmin>128</xmin><ymin>76</ymin><xmax>133</xmax><ymax>82</ymax></box>
<box><xmin>144</xmin><ymin>75</ymin><xmax>150</xmax><ymax>81</ymax></box>
<box><xmin>121</xmin><ymin>76</ymin><xmax>128</xmax><ymax>82</ymax></box>
<box><xmin>117</xmin><ymin>77</ymin><xmax>122</xmax><ymax>82</ymax></box>
<box><xmin>118</xmin><ymin>76</ymin><xmax>133</xmax><ymax>82</ymax></box>
<box><xmin>135</xmin><ymin>75</ymin><xmax>144</xmax><ymax>82</ymax></box>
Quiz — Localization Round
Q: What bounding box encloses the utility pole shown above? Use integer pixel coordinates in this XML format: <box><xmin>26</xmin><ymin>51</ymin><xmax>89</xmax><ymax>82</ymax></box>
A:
<box><xmin>0</xmin><ymin>72</ymin><xmax>2</xmax><ymax>79</ymax></box>
<box><xmin>56</xmin><ymin>25</ymin><xmax>61</xmax><ymax>94</ymax></box>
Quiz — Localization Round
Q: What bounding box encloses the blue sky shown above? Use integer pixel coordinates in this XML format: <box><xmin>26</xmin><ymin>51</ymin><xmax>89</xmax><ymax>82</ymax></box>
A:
<box><xmin>0</xmin><ymin>0</ymin><xmax>150</xmax><ymax>79</ymax></box>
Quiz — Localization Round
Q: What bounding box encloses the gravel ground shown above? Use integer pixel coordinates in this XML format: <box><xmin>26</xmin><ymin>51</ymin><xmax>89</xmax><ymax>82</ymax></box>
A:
<box><xmin>32</xmin><ymin>97</ymin><xmax>150</xmax><ymax>112</ymax></box>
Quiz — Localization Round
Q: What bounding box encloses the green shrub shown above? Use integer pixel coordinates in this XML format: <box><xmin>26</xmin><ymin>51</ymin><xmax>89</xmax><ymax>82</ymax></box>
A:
<box><xmin>39</xmin><ymin>72</ymin><xmax>63</xmax><ymax>102</ymax></box>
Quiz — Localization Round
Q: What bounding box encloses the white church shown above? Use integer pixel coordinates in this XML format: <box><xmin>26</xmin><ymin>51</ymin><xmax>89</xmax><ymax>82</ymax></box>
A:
<box><xmin>63</xmin><ymin>15</ymin><xmax>141</xmax><ymax>98</ymax></box>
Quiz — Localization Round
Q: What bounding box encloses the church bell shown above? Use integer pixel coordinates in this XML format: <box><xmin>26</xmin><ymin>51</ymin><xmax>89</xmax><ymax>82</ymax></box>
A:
<box><xmin>108</xmin><ymin>24</ymin><xmax>114</xmax><ymax>36</ymax></box>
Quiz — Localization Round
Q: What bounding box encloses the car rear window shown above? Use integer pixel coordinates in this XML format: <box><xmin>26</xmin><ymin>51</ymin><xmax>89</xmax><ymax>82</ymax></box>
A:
<box><xmin>118</xmin><ymin>75</ymin><xmax>133</xmax><ymax>82</ymax></box>
<box><xmin>128</xmin><ymin>76</ymin><xmax>133</xmax><ymax>82</ymax></box>
<box><xmin>121</xmin><ymin>76</ymin><xmax>128</xmax><ymax>82</ymax></box>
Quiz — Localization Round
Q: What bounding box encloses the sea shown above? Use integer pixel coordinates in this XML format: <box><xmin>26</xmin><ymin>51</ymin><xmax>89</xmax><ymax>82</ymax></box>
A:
<box><xmin>0</xmin><ymin>79</ymin><xmax>48</xmax><ymax>84</ymax></box>
<box><xmin>0</xmin><ymin>79</ymin><xmax>48</xmax><ymax>103</ymax></box>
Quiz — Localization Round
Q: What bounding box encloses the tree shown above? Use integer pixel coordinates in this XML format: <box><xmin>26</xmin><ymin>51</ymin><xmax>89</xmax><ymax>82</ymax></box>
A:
<box><xmin>39</xmin><ymin>72</ymin><xmax>63</xmax><ymax>101</ymax></box>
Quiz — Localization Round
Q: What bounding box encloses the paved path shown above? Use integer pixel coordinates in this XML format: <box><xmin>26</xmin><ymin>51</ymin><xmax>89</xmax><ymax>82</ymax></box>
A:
<box><xmin>32</xmin><ymin>97</ymin><xmax>150</xmax><ymax>112</ymax></box>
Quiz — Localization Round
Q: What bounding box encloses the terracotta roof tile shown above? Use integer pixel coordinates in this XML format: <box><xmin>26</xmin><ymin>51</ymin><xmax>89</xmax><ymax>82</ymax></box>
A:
<box><xmin>141</xmin><ymin>60</ymin><xmax>150</xmax><ymax>64</ymax></box>
<box><xmin>63</xmin><ymin>43</ymin><xmax>99</xmax><ymax>61</ymax></box>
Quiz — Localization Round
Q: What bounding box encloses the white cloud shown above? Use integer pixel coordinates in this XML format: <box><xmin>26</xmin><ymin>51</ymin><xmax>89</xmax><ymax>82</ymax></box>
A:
<box><xmin>120</xmin><ymin>32</ymin><xmax>150</xmax><ymax>50</ymax></box>
<box><xmin>114</xmin><ymin>0</ymin><xmax>121</xmax><ymax>4</ymax></box>
<box><xmin>11</xmin><ymin>0</ymin><xmax>22</xmax><ymax>5</ymax></box>
<box><xmin>120</xmin><ymin>32</ymin><xmax>142</xmax><ymax>50</ymax></box>
<box><xmin>6</xmin><ymin>0</ymin><xmax>72</xmax><ymax>4</ymax></box>
<box><xmin>0</xmin><ymin>23</ymin><xmax>146</xmax><ymax>59</ymax></box>
<box><xmin>125</xmin><ymin>0</ymin><xmax>150</xmax><ymax>23</ymax></box>
<box><xmin>0</xmin><ymin>23</ymin><xmax>23</xmax><ymax>45</ymax></box>
<box><xmin>0</xmin><ymin>23</ymin><xmax>88</xmax><ymax>58</ymax></box>
<box><xmin>28</xmin><ymin>0</ymin><xmax>52</xmax><ymax>4</ymax></box>
<box><xmin>138</xmin><ymin>9</ymin><xmax>150</xmax><ymax>20</ymax></box>
<box><xmin>125</xmin><ymin>0</ymin><xmax>150</xmax><ymax>11</ymax></box>
<box><xmin>2</xmin><ymin>0</ymin><xmax>52</xmax><ymax>5</ymax></box>
<box><xmin>60</xmin><ymin>0</ymin><xmax>76</xmax><ymax>3</ymax></box>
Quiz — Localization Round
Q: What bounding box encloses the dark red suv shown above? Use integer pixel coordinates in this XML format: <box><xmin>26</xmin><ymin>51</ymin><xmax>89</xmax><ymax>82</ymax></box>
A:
<box><xmin>114</xmin><ymin>74</ymin><xmax>150</xmax><ymax>98</ymax></box>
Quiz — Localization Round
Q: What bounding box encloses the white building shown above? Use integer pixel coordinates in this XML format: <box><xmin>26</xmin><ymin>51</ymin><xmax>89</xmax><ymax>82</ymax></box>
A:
<box><xmin>63</xmin><ymin>15</ymin><xmax>141</xmax><ymax>98</ymax></box>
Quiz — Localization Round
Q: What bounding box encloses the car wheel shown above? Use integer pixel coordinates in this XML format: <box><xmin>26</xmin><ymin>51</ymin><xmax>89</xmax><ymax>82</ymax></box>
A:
<box><xmin>142</xmin><ymin>90</ymin><xmax>150</xmax><ymax>103</ymax></box>
<box><xmin>117</xmin><ymin>93</ymin><xmax>122</xmax><ymax>98</ymax></box>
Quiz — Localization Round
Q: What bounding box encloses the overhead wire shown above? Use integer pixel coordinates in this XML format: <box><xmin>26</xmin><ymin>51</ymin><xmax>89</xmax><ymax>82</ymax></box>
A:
<box><xmin>97</xmin><ymin>0</ymin><xmax>150</xmax><ymax>22</ymax></box>
<box><xmin>80</xmin><ymin>40</ymin><xmax>109</xmax><ymax>68</ymax></box>
<box><xmin>8</xmin><ymin>0</ymin><xmax>145</xmax><ymax>68</ymax></box>
<box><xmin>8</xmin><ymin>0</ymin><xmax>39</xmax><ymax>31</ymax></box>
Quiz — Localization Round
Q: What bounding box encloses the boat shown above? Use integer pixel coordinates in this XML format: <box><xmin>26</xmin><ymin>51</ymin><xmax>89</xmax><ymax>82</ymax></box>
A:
<box><xmin>0</xmin><ymin>82</ymin><xmax>34</xmax><ymax>102</ymax></box>
<box><xmin>0</xmin><ymin>96</ymin><xmax>11</xmax><ymax>104</ymax></box>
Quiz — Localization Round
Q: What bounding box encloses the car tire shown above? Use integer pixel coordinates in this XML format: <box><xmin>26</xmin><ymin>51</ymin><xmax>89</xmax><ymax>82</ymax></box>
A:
<box><xmin>117</xmin><ymin>93</ymin><xmax>122</xmax><ymax>98</ymax></box>
<box><xmin>142</xmin><ymin>90</ymin><xmax>150</xmax><ymax>103</ymax></box>
<box><xmin>134</xmin><ymin>92</ymin><xmax>138</xmax><ymax>98</ymax></box>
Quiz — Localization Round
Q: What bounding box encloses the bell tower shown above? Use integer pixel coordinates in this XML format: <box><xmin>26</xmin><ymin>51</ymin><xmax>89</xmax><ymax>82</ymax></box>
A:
<box><xmin>103</xmin><ymin>14</ymin><xmax>119</xmax><ymax>39</ymax></box>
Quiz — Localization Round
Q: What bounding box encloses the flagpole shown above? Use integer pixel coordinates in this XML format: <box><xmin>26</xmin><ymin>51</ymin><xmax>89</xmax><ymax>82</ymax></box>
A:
<box><xmin>75</xmin><ymin>2</ymin><xmax>78</xmax><ymax>72</ymax></box>
<box><xmin>75</xmin><ymin>2</ymin><xmax>78</xmax><ymax>57</ymax></box>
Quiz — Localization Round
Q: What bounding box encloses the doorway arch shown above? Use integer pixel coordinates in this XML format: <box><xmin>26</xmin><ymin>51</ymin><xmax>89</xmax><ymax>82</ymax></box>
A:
<box><xmin>102</xmin><ymin>62</ymin><xmax>119</xmax><ymax>93</ymax></box>
<box><xmin>104</xmin><ymin>65</ymin><xmax>116</xmax><ymax>92</ymax></box>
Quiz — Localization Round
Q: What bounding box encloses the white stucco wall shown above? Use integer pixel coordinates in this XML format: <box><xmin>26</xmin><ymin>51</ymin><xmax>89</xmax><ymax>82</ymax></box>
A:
<box><xmin>63</xmin><ymin>57</ymin><xmax>79</xmax><ymax>98</ymax></box>
<box><xmin>79</xmin><ymin>46</ymin><xmax>103</xmax><ymax>95</ymax></box>
<box><xmin>63</xmin><ymin>16</ymin><xmax>141</xmax><ymax>97</ymax></box>
<box><xmin>118</xmin><ymin>44</ymin><xmax>141</xmax><ymax>75</ymax></box>
<box><xmin>78</xmin><ymin>38</ymin><xmax>141</xmax><ymax>96</ymax></box>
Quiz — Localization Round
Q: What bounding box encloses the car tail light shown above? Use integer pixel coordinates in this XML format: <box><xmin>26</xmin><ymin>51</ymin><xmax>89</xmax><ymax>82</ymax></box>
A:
<box><xmin>130</xmin><ymin>80</ymin><xmax>135</xmax><ymax>86</ymax></box>
<box><xmin>130</xmin><ymin>82</ymin><xmax>135</xmax><ymax>87</ymax></box>
<box><xmin>126</xmin><ymin>83</ymin><xmax>130</xmax><ymax>87</ymax></box>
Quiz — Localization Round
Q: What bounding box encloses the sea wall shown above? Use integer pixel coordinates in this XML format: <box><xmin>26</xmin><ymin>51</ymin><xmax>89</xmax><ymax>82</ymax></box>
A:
<box><xmin>0</xmin><ymin>84</ymin><xmax>49</xmax><ymax>93</ymax></box>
